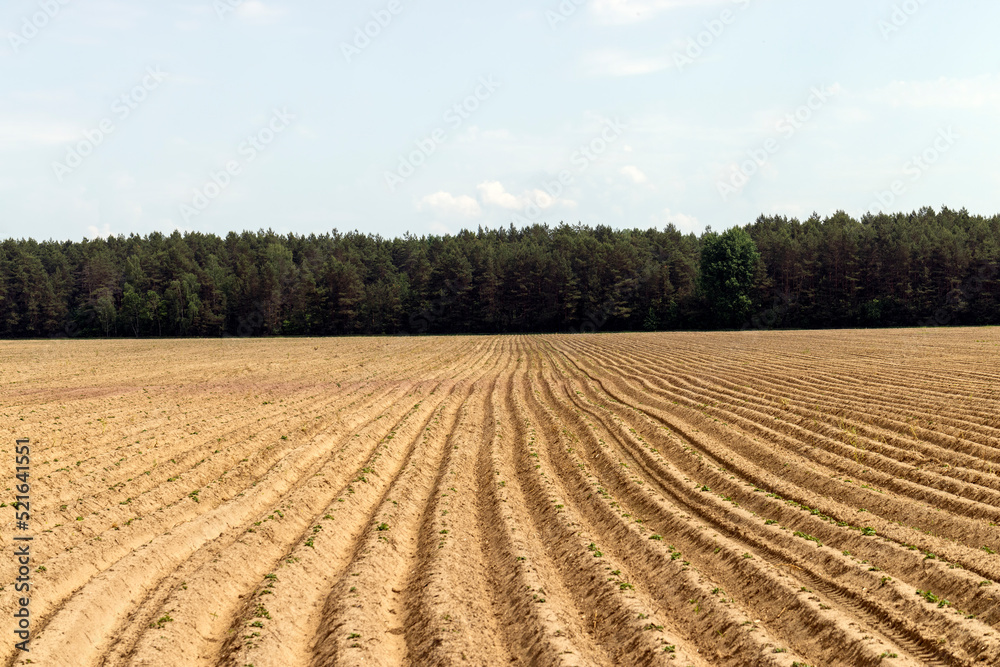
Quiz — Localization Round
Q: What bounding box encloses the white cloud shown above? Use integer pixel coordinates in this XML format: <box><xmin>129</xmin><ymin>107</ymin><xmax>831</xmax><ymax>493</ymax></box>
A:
<box><xmin>620</xmin><ymin>165</ymin><xmax>648</xmax><ymax>184</ymax></box>
<box><xmin>455</xmin><ymin>126</ymin><xmax>516</xmax><ymax>145</ymax></box>
<box><xmin>87</xmin><ymin>223</ymin><xmax>111</xmax><ymax>239</ymax></box>
<box><xmin>663</xmin><ymin>207</ymin><xmax>699</xmax><ymax>231</ymax></box>
<box><xmin>589</xmin><ymin>0</ymin><xmax>728</xmax><ymax>25</ymax></box>
<box><xmin>877</xmin><ymin>75</ymin><xmax>1000</xmax><ymax>110</ymax></box>
<box><xmin>418</xmin><ymin>191</ymin><xmax>482</xmax><ymax>218</ymax></box>
<box><xmin>236</xmin><ymin>1</ymin><xmax>287</xmax><ymax>24</ymax></box>
<box><xmin>477</xmin><ymin>181</ymin><xmax>573</xmax><ymax>211</ymax></box>
<box><xmin>583</xmin><ymin>49</ymin><xmax>672</xmax><ymax>77</ymax></box>
<box><xmin>0</xmin><ymin>118</ymin><xmax>80</xmax><ymax>146</ymax></box>
<box><xmin>531</xmin><ymin>190</ymin><xmax>556</xmax><ymax>208</ymax></box>
<box><xmin>10</xmin><ymin>90</ymin><xmax>76</xmax><ymax>105</ymax></box>
<box><xmin>477</xmin><ymin>181</ymin><xmax>523</xmax><ymax>209</ymax></box>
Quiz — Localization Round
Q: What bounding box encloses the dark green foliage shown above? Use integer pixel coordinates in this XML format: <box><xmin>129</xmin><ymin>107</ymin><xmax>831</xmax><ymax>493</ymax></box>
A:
<box><xmin>0</xmin><ymin>206</ymin><xmax>997</xmax><ymax>338</ymax></box>
<box><xmin>699</xmin><ymin>227</ymin><xmax>761</xmax><ymax>328</ymax></box>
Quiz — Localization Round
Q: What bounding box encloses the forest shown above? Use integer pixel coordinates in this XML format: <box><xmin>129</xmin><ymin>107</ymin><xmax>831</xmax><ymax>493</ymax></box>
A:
<box><xmin>1</xmin><ymin>206</ymin><xmax>997</xmax><ymax>338</ymax></box>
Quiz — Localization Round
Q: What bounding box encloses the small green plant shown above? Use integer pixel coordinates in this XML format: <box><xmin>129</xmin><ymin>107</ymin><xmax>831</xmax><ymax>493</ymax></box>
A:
<box><xmin>151</xmin><ymin>614</ymin><xmax>174</xmax><ymax>629</ymax></box>
<box><xmin>377</xmin><ymin>523</ymin><xmax>389</xmax><ymax>531</ymax></box>
<box><xmin>793</xmin><ymin>531</ymin><xmax>823</xmax><ymax>547</ymax></box>
<box><xmin>860</xmin><ymin>526</ymin><xmax>876</xmax><ymax>536</ymax></box>
<box><xmin>917</xmin><ymin>589</ymin><xmax>949</xmax><ymax>606</ymax></box>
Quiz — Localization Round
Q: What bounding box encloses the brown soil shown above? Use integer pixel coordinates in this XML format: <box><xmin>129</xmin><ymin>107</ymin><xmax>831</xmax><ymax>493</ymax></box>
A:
<box><xmin>2</xmin><ymin>329</ymin><xmax>999</xmax><ymax>666</ymax></box>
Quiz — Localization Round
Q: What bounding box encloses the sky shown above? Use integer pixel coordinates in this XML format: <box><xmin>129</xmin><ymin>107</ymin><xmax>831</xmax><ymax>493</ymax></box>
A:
<box><xmin>1</xmin><ymin>0</ymin><xmax>998</xmax><ymax>243</ymax></box>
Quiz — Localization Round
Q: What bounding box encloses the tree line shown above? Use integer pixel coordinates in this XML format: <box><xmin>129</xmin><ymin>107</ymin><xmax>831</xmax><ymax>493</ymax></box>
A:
<box><xmin>1</xmin><ymin>206</ymin><xmax>997</xmax><ymax>338</ymax></box>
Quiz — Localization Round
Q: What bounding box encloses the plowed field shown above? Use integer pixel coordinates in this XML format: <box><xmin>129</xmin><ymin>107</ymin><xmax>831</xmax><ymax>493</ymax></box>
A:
<box><xmin>3</xmin><ymin>329</ymin><xmax>1000</xmax><ymax>666</ymax></box>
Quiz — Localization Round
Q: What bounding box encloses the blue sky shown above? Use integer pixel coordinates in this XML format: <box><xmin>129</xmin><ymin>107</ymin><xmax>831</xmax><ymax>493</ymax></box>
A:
<box><xmin>1</xmin><ymin>0</ymin><xmax>998</xmax><ymax>242</ymax></box>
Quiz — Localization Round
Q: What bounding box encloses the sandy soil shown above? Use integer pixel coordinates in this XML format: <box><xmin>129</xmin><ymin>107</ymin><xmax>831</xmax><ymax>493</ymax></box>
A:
<box><xmin>2</xmin><ymin>329</ymin><xmax>999</xmax><ymax>666</ymax></box>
